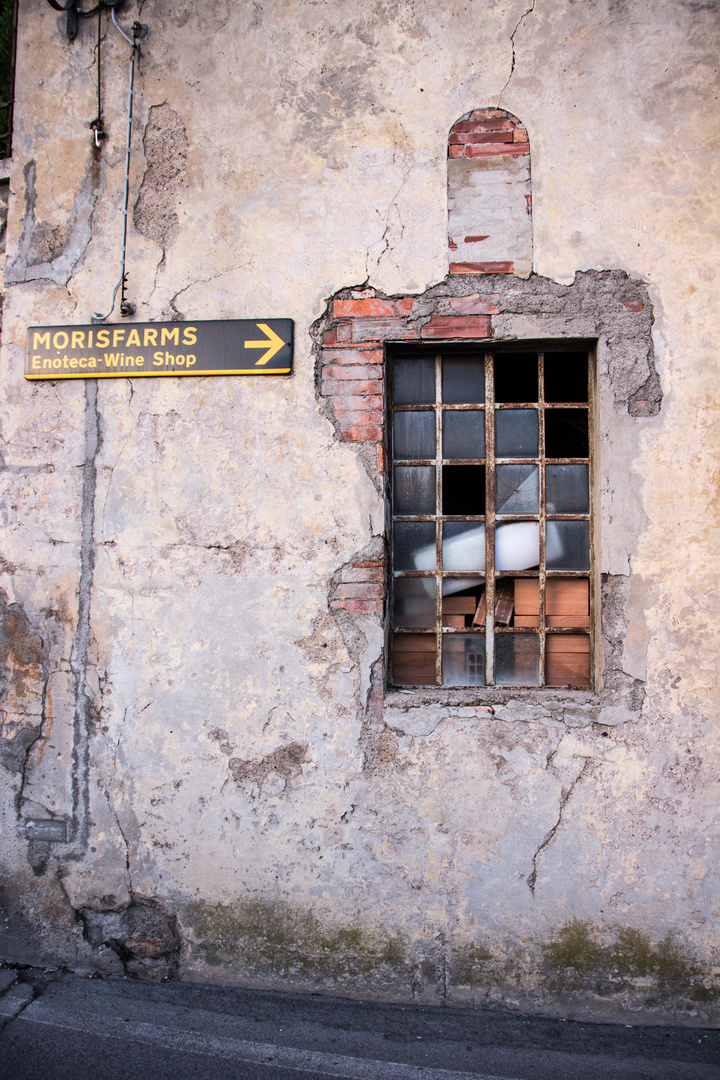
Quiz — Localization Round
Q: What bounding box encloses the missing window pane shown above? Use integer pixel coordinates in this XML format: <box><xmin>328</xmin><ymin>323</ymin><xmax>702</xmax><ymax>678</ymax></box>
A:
<box><xmin>442</xmin><ymin>464</ymin><xmax>486</xmax><ymax>514</ymax></box>
<box><xmin>545</xmin><ymin>409</ymin><xmax>589</xmax><ymax>458</ymax></box>
<box><xmin>544</xmin><ymin>351</ymin><xmax>588</xmax><ymax>403</ymax></box>
<box><xmin>494</xmin><ymin>353</ymin><xmax>538</xmax><ymax>403</ymax></box>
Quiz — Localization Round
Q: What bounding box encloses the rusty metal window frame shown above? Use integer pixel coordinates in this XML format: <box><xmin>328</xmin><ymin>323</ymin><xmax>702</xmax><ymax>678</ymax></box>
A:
<box><xmin>0</xmin><ymin>0</ymin><xmax>17</xmax><ymax>160</ymax></box>
<box><xmin>388</xmin><ymin>341</ymin><xmax>596</xmax><ymax>690</ymax></box>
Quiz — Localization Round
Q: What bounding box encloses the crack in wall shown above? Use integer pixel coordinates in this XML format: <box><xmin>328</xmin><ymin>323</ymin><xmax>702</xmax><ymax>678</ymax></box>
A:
<box><xmin>62</xmin><ymin>381</ymin><xmax>101</xmax><ymax>859</ymax></box>
<box><xmin>526</xmin><ymin>756</ymin><xmax>592</xmax><ymax>895</ymax></box>
<box><xmin>497</xmin><ymin>1</ymin><xmax>536</xmax><ymax>108</ymax></box>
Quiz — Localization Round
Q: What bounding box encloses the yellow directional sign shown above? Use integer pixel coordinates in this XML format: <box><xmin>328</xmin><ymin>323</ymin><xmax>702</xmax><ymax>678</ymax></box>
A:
<box><xmin>244</xmin><ymin>323</ymin><xmax>285</xmax><ymax>366</ymax></box>
<box><xmin>24</xmin><ymin>318</ymin><xmax>294</xmax><ymax>380</ymax></box>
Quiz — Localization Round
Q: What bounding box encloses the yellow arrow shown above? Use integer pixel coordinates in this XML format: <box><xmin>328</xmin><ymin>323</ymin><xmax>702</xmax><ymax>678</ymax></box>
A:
<box><xmin>244</xmin><ymin>323</ymin><xmax>285</xmax><ymax>366</ymax></box>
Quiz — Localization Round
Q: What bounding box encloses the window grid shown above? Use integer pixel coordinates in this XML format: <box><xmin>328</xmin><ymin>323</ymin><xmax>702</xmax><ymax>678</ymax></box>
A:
<box><xmin>389</xmin><ymin>346</ymin><xmax>594</xmax><ymax>689</ymax></box>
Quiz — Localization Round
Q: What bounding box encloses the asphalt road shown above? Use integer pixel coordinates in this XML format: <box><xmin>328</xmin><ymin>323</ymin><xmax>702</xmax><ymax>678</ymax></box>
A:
<box><xmin>0</xmin><ymin>969</ymin><xmax>718</xmax><ymax>1080</ymax></box>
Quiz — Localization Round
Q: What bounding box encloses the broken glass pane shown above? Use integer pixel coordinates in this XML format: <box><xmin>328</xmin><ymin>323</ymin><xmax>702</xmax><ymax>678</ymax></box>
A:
<box><xmin>393</xmin><ymin>411</ymin><xmax>435</xmax><ymax>460</ymax></box>
<box><xmin>393</xmin><ymin>466</ymin><xmax>436</xmax><ymax>515</ymax></box>
<box><xmin>495</xmin><ymin>464</ymin><xmax>539</xmax><ymax>514</ymax></box>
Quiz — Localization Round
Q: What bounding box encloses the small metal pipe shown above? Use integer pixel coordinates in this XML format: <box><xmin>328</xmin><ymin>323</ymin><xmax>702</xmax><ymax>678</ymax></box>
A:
<box><xmin>92</xmin><ymin>23</ymin><xmax>137</xmax><ymax>322</ymax></box>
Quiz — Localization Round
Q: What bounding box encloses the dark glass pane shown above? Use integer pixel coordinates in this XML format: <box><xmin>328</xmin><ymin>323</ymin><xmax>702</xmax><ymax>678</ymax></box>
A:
<box><xmin>546</xmin><ymin>521</ymin><xmax>590</xmax><ymax>570</ymax></box>
<box><xmin>443</xmin><ymin>410</ymin><xmax>485</xmax><ymax>459</ymax></box>
<box><xmin>442</xmin><ymin>522</ymin><xmax>486</xmax><ymax>572</ymax></box>
<box><xmin>494</xmin><ymin>353</ymin><xmax>538</xmax><ymax>403</ymax></box>
<box><xmin>495</xmin><ymin>633</ymin><xmax>540</xmax><ymax>685</ymax></box>
<box><xmin>393</xmin><ymin>466</ymin><xmax>436</xmax><ymax>515</ymax></box>
<box><xmin>544</xmin><ymin>352</ymin><xmax>589</xmax><ymax>403</ymax></box>
<box><xmin>393</xmin><ymin>356</ymin><xmax>435</xmax><ymax>405</ymax></box>
<box><xmin>442</xmin><ymin>464</ymin><xmax>485</xmax><ymax>514</ymax></box>
<box><xmin>443</xmin><ymin>635</ymin><xmax>486</xmax><ymax>686</ymax></box>
<box><xmin>392</xmin><ymin>633</ymin><xmax>436</xmax><ymax>685</ymax></box>
<box><xmin>393</xmin><ymin>578</ymin><xmax>436</xmax><ymax>628</ymax></box>
<box><xmin>495</xmin><ymin>409</ymin><xmax>538</xmax><ymax>458</ymax></box>
<box><xmin>393</xmin><ymin>522</ymin><xmax>436</xmax><ymax>571</ymax></box>
<box><xmin>545</xmin><ymin>464</ymin><xmax>589</xmax><ymax>513</ymax></box>
<box><xmin>442</xmin><ymin>357</ymin><xmax>485</xmax><ymax>404</ymax></box>
<box><xmin>495</xmin><ymin>465</ymin><xmax>539</xmax><ymax>515</ymax></box>
<box><xmin>393</xmin><ymin>411</ymin><xmax>435</xmax><ymax>460</ymax></box>
<box><xmin>545</xmin><ymin>409</ymin><xmax>589</xmax><ymax>458</ymax></box>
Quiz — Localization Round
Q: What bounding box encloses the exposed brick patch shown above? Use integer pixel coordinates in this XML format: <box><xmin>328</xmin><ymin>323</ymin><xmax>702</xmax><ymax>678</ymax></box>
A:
<box><xmin>329</xmin><ymin>559</ymin><xmax>385</xmax><ymax>616</ymax></box>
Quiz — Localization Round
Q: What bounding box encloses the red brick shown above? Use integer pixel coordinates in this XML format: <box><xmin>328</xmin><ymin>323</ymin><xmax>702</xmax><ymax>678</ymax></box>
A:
<box><xmin>395</xmin><ymin>297</ymin><xmax>416</xmax><ymax>315</ymax></box>
<box><xmin>466</xmin><ymin>142</ymin><xmax>529</xmax><ymax>157</ymax></box>
<box><xmin>335</xmin><ymin>322</ymin><xmax>352</xmax><ymax>341</ymax></box>
<box><xmin>468</xmin><ymin>108</ymin><xmax>505</xmax><ymax>121</ymax></box>
<box><xmin>452</xmin><ymin>119</ymin><xmax>515</xmax><ymax>133</ymax></box>
<box><xmin>513</xmin><ymin>127</ymin><xmax>529</xmax><ymax>142</ymax></box>
<box><xmin>322</xmin><ymin>379</ymin><xmax>383</xmax><ymax>400</ymax></box>
<box><xmin>449</xmin><ymin>293</ymin><xmax>500</xmax><ymax>315</ymax></box>
<box><xmin>323</xmin><ymin>328</ymin><xmax>338</xmax><ymax>345</ymax></box>
<box><xmin>377</xmin><ymin>442</ymin><xmax>386</xmax><ymax>473</ymax></box>
<box><xmin>337</xmin><ymin>409</ymin><xmax>383</xmax><ymax>427</ymax></box>
<box><xmin>333</xmin><ymin>395</ymin><xmax>384</xmax><ymax>411</ymax></box>
<box><xmin>449</xmin><ymin>261</ymin><xmax>514</xmax><ymax>274</ymax></box>
<box><xmin>462</xmin><ymin>131</ymin><xmax>515</xmax><ymax>144</ymax></box>
<box><xmin>334</xmin><ymin>298</ymin><xmax>397</xmax><ymax>318</ymax></box>
<box><xmin>421</xmin><ymin>315</ymin><xmax>492</xmax><ymax>339</ymax></box>
<box><xmin>330</xmin><ymin>599</ymin><xmax>383</xmax><ymax>615</ymax></box>
<box><xmin>322</xmin><ymin>348</ymin><xmax>384</xmax><ymax>365</ymax></box>
<box><xmin>621</xmin><ymin>299</ymin><xmax>643</xmax><ymax>312</ymax></box>
<box><xmin>351</xmin><ymin>318</ymin><xmax>418</xmax><ymax>342</ymax></box>
<box><xmin>448</xmin><ymin>144</ymin><xmax>465</xmax><ymax>159</ymax></box>
<box><xmin>321</xmin><ymin>363</ymin><xmax>382</xmax><ymax>380</ymax></box>
<box><xmin>448</xmin><ymin>238</ymin><xmax>458</xmax><ymax>250</ymax></box>
<box><xmin>332</xmin><ymin>583</ymin><xmax>383</xmax><ymax>600</ymax></box>
<box><xmin>341</xmin><ymin>566</ymin><xmax>384</xmax><ymax>582</ymax></box>
<box><xmin>341</xmin><ymin>426</ymin><xmax>383</xmax><ymax>442</ymax></box>
<box><xmin>464</xmin><ymin>234</ymin><xmax>490</xmax><ymax>243</ymax></box>
<box><xmin>353</xmin><ymin>560</ymin><xmax>384</xmax><ymax>569</ymax></box>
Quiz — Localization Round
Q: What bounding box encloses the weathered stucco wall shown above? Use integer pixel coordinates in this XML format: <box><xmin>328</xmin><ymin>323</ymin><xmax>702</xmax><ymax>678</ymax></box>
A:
<box><xmin>1</xmin><ymin>0</ymin><xmax>719</xmax><ymax>1023</ymax></box>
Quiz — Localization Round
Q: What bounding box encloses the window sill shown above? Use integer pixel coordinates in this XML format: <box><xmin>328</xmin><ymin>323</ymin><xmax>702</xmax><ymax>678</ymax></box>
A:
<box><xmin>384</xmin><ymin>686</ymin><xmax>601</xmax><ymax>710</ymax></box>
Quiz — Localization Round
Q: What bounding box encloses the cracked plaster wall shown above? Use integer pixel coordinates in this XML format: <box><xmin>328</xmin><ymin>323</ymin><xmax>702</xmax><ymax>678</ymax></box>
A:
<box><xmin>0</xmin><ymin>0</ymin><xmax>719</xmax><ymax>1023</ymax></box>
